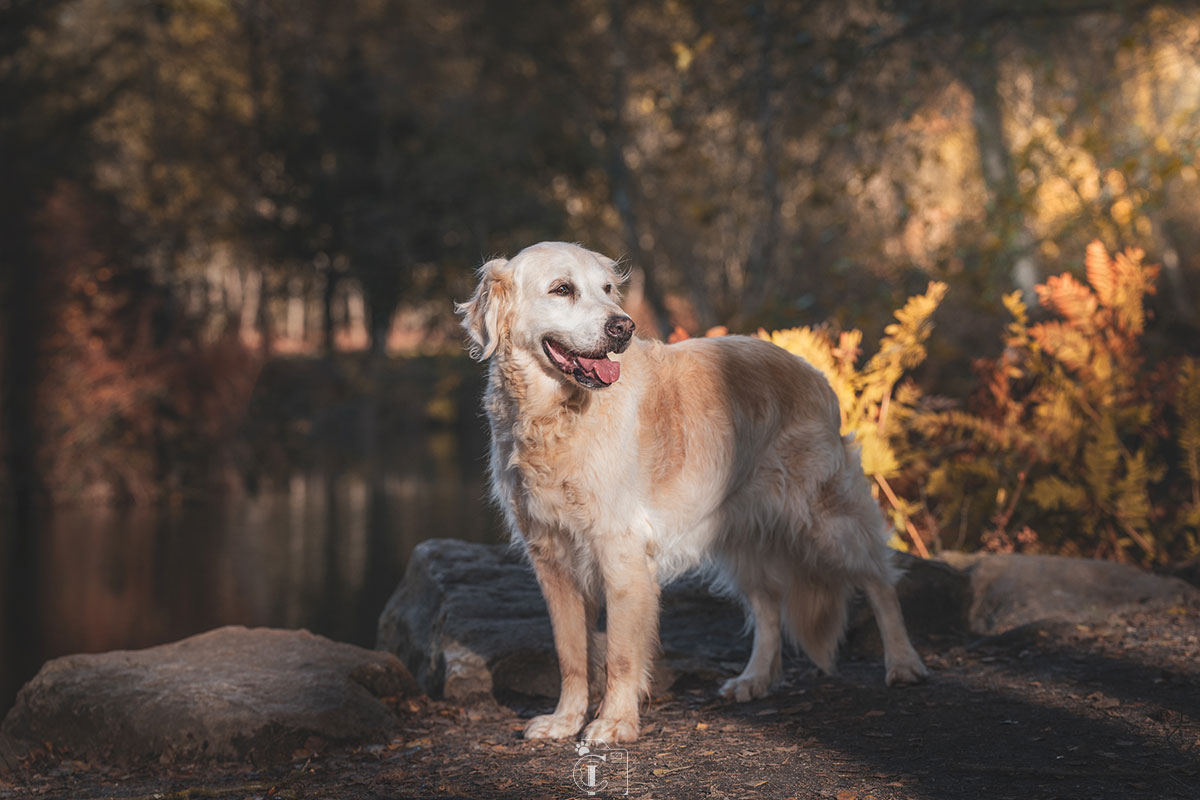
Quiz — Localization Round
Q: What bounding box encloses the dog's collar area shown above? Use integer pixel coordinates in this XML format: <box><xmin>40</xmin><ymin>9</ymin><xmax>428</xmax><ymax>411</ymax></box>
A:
<box><xmin>542</xmin><ymin>337</ymin><xmax>621</xmax><ymax>388</ymax></box>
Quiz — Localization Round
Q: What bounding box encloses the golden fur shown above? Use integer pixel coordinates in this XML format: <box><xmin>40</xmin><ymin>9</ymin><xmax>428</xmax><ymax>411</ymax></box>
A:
<box><xmin>457</xmin><ymin>242</ymin><xmax>927</xmax><ymax>744</ymax></box>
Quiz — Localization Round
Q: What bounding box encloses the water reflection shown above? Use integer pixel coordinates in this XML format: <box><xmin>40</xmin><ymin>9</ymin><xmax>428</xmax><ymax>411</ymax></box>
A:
<box><xmin>1</xmin><ymin>460</ymin><xmax>502</xmax><ymax>714</ymax></box>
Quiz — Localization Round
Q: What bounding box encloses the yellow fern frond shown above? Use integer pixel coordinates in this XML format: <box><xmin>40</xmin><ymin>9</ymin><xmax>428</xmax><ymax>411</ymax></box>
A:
<box><xmin>912</xmin><ymin>409</ymin><xmax>1033</xmax><ymax>451</ymax></box>
<box><xmin>1030</xmin><ymin>475</ymin><xmax>1088</xmax><ymax>511</ymax></box>
<box><xmin>762</xmin><ymin>326</ymin><xmax>837</xmax><ymax>376</ymax></box>
<box><xmin>1115</xmin><ymin>448</ymin><xmax>1154</xmax><ymax>532</ymax></box>
<box><xmin>833</xmin><ymin>329</ymin><xmax>863</xmax><ymax>374</ymax></box>
<box><xmin>1031</xmin><ymin>390</ymin><xmax>1086</xmax><ymax>448</ymax></box>
<box><xmin>1036</xmin><ymin>273</ymin><xmax>1098</xmax><ymax>327</ymax></box>
<box><xmin>1002</xmin><ymin>289</ymin><xmax>1028</xmax><ymax>328</ymax></box>
<box><xmin>1082</xmin><ymin>416</ymin><xmax>1121</xmax><ymax>506</ymax></box>
<box><xmin>1030</xmin><ymin>321</ymin><xmax>1093</xmax><ymax>374</ymax></box>
<box><xmin>1111</xmin><ymin>247</ymin><xmax>1158</xmax><ymax>336</ymax></box>
<box><xmin>1085</xmin><ymin>239</ymin><xmax>1116</xmax><ymax>307</ymax></box>
<box><xmin>857</xmin><ymin>429</ymin><xmax>900</xmax><ymax>479</ymax></box>
<box><xmin>861</xmin><ymin>281</ymin><xmax>947</xmax><ymax>404</ymax></box>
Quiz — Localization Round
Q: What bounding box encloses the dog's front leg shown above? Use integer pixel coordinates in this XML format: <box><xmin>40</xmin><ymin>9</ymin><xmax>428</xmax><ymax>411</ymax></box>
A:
<box><xmin>524</xmin><ymin>544</ymin><xmax>591</xmax><ymax>741</ymax></box>
<box><xmin>581</xmin><ymin>533</ymin><xmax>659</xmax><ymax>744</ymax></box>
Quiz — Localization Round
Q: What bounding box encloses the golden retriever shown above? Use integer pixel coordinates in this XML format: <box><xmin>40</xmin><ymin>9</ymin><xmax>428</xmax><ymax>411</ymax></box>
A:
<box><xmin>456</xmin><ymin>242</ymin><xmax>927</xmax><ymax>744</ymax></box>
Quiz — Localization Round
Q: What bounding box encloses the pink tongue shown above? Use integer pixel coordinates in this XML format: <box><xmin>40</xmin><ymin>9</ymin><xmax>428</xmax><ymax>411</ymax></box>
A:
<box><xmin>578</xmin><ymin>355</ymin><xmax>620</xmax><ymax>384</ymax></box>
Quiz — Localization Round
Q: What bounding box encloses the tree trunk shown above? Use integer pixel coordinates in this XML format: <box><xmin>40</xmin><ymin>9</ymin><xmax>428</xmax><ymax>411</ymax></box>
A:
<box><xmin>322</xmin><ymin>269</ymin><xmax>339</xmax><ymax>356</ymax></box>
<box><xmin>963</xmin><ymin>42</ymin><xmax>1038</xmax><ymax>302</ymax></box>
<box><xmin>741</xmin><ymin>0</ymin><xmax>782</xmax><ymax>323</ymax></box>
<box><xmin>606</xmin><ymin>0</ymin><xmax>672</xmax><ymax>338</ymax></box>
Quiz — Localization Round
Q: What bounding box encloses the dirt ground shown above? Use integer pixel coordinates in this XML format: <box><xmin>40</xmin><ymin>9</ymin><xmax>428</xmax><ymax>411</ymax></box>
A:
<box><xmin>3</xmin><ymin>605</ymin><xmax>1198</xmax><ymax>800</ymax></box>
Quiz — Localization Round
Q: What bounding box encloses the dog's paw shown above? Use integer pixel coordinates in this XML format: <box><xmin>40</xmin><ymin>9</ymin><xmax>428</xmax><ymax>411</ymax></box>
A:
<box><xmin>885</xmin><ymin>653</ymin><xmax>929</xmax><ymax>687</ymax></box>
<box><xmin>524</xmin><ymin>712</ymin><xmax>586</xmax><ymax>741</ymax></box>
<box><xmin>719</xmin><ymin>671</ymin><xmax>775</xmax><ymax>703</ymax></box>
<box><xmin>580</xmin><ymin>715</ymin><xmax>640</xmax><ymax>744</ymax></box>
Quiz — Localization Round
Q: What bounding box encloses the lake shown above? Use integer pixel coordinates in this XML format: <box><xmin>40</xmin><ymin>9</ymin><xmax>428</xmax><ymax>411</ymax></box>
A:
<box><xmin>0</xmin><ymin>357</ymin><xmax>507</xmax><ymax>714</ymax></box>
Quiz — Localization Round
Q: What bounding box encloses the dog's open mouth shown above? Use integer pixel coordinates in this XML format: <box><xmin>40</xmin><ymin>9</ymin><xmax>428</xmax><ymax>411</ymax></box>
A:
<box><xmin>542</xmin><ymin>338</ymin><xmax>621</xmax><ymax>388</ymax></box>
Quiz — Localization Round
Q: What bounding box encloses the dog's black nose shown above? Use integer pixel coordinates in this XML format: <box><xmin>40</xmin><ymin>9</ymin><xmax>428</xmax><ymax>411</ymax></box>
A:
<box><xmin>605</xmin><ymin>315</ymin><xmax>635</xmax><ymax>343</ymax></box>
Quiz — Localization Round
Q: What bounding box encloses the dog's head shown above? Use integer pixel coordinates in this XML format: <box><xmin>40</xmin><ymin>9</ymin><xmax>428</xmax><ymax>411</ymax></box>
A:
<box><xmin>455</xmin><ymin>242</ymin><xmax>634</xmax><ymax>389</ymax></box>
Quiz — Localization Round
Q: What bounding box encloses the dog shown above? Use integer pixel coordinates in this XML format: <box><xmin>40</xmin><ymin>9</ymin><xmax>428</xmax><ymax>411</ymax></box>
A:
<box><xmin>456</xmin><ymin>242</ymin><xmax>927</xmax><ymax>744</ymax></box>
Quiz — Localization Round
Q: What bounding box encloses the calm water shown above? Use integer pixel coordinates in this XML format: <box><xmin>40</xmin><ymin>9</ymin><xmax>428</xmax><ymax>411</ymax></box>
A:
<box><xmin>0</xmin><ymin>438</ymin><xmax>505</xmax><ymax>714</ymax></box>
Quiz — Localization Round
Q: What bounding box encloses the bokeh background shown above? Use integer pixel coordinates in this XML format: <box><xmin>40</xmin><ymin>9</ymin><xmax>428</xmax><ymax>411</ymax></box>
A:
<box><xmin>3</xmin><ymin>0</ymin><xmax>1200</xmax><ymax>712</ymax></box>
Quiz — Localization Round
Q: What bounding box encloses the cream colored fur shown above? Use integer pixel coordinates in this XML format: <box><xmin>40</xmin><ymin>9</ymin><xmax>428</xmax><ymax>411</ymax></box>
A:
<box><xmin>457</xmin><ymin>242</ymin><xmax>927</xmax><ymax>744</ymax></box>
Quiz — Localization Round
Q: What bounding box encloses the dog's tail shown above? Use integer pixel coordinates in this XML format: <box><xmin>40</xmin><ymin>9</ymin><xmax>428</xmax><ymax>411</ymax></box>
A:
<box><xmin>782</xmin><ymin>578</ymin><xmax>850</xmax><ymax>675</ymax></box>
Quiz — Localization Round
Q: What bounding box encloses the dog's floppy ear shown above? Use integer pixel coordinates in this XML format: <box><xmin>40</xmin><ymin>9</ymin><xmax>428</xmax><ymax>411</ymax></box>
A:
<box><xmin>455</xmin><ymin>257</ymin><xmax>513</xmax><ymax>360</ymax></box>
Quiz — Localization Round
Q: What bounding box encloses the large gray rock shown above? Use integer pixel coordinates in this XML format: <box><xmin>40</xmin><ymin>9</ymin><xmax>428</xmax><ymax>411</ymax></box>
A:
<box><xmin>376</xmin><ymin>539</ymin><xmax>564</xmax><ymax>702</ymax></box>
<box><xmin>941</xmin><ymin>552</ymin><xmax>1200</xmax><ymax>635</ymax></box>
<box><xmin>2</xmin><ymin>626</ymin><xmax>416</xmax><ymax>763</ymax></box>
<box><xmin>377</xmin><ymin>539</ymin><xmax>967</xmax><ymax>701</ymax></box>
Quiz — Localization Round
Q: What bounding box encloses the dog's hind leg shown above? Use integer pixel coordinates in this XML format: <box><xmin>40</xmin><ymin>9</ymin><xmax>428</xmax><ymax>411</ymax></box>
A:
<box><xmin>721</xmin><ymin>588</ymin><xmax>783</xmax><ymax>702</ymax></box>
<box><xmin>861</xmin><ymin>575</ymin><xmax>928</xmax><ymax>686</ymax></box>
<box><xmin>524</xmin><ymin>544</ymin><xmax>592</xmax><ymax>741</ymax></box>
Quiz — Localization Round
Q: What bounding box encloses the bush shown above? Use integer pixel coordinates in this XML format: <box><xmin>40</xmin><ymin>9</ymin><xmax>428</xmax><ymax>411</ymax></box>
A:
<box><xmin>762</xmin><ymin>241</ymin><xmax>1200</xmax><ymax>565</ymax></box>
<box><xmin>917</xmin><ymin>241</ymin><xmax>1200</xmax><ymax>563</ymax></box>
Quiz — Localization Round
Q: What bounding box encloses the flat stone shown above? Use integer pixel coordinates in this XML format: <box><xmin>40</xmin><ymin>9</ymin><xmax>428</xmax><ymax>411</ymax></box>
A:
<box><xmin>1</xmin><ymin>626</ymin><xmax>415</xmax><ymax>763</ymax></box>
<box><xmin>941</xmin><ymin>552</ymin><xmax>1200</xmax><ymax>635</ymax></box>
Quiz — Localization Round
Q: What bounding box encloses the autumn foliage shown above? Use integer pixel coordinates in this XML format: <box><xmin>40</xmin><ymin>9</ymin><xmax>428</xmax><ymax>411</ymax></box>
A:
<box><xmin>764</xmin><ymin>241</ymin><xmax>1200</xmax><ymax>565</ymax></box>
<box><xmin>30</xmin><ymin>184</ymin><xmax>263</xmax><ymax>503</ymax></box>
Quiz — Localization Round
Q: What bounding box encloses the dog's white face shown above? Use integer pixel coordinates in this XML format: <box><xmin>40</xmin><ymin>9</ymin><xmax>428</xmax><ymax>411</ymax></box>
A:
<box><xmin>457</xmin><ymin>242</ymin><xmax>635</xmax><ymax>389</ymax></box>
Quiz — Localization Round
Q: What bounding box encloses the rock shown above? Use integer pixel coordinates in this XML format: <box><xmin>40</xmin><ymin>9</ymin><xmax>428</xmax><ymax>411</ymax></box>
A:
<box><xmin>1</xmin><ymin>626</ymin><xmax>415</xmax><ymax>763</ymax></box>
<box><xmin>377</xmin><ymin>539</ymin><xmax>964</xmax><ymax>700</ymax></box>
<box><xmin>1165</xmin><ymin>557</ymin><xmax>1200</xmax><ymax>590</ymax></box>
<box><xmin>377</xmin><ymin>539</ymin><xmax>560</xmax><ymax>702</ymax></box>
<box><xmin>940</xmin><ymin>552</ymin><xmax>1200</xmax><ymax>635</ymax></box>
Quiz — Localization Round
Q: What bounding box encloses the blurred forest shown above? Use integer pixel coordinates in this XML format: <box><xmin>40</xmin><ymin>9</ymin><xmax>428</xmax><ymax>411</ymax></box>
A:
<box><xmin>6</xmin><ymin>0</ymin><xmax>1200</xmax><ymax>717</ymax></box>
<box><xmin>4</xmin><ymin>0</ymin><xmax>1200</xmax><ymax>634</ymax></box>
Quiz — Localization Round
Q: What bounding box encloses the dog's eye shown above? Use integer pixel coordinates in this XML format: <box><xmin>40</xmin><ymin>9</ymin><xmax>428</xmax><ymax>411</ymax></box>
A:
<box><xmin>604</xmin><ymin>284</ymin><xmax>613</xmax><ymax>295</ymax></box>
<box><xmin>551</xmin><ymin>283</ymin><xmax>574</xmax><ymax>297</ymax></box>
